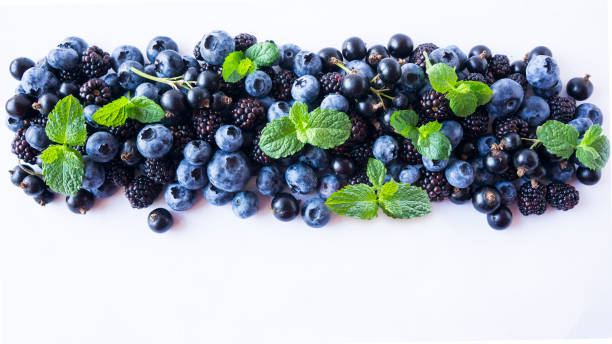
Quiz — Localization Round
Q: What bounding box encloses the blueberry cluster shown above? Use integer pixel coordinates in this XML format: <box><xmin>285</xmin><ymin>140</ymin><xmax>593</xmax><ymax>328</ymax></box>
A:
<box><xmin>6</xmin><ymin>32</ymin><xmax>606</xmax><ymax>233</ymax></box>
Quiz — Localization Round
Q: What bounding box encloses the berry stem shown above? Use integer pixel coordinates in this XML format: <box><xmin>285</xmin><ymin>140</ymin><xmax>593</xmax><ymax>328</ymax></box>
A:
<box><xmin>329</xmin><ymin>57</ymin><xmax>355</xmax><ymax>74</ymax></box>
<box><xmin>130</xmin><ymin>67</ymin><xmax>196</xmax><ymax>91</ymax></box>
<box><xmin>17</xmin><ymin>161</ymin><xmax>44</xmax><ymax>178</ymax></box>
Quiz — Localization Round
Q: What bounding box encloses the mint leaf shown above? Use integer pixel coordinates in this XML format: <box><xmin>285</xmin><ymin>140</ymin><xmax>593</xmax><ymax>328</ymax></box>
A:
<box><xmin>575</xmin><ymin>125</ymin><xmax>610</xmax><ymax>170</ymax></box>
<box><xmin>237</xmin><ymin>57</ymin><xmax>255</xmax><ymax>75</ymax></box>
<box><xmin>304</xmin><ymin>107</ymin><xmax>351</xmax><ymax>149</ymax></box>
<box><xmin>427</xmin><ymin>62</ymin><xmax>457</xmax><ymax>94</ymax></box>
<box><xmin>325</xmin><ymin>184</ymin><xmax>378</xmax><ymax>220</ymax></box>
<box><xmin>258</xmin><ymin>116</ymin><xmax>304</xmax><ymax>159</ymax></box>
<box><xmin>378</xmin><ymin>181</ymin><xmax>432</xmax><ymax>219</ymax></box>
<box><xmin>93</xmin><ymin>97</ymin><xmax>129</xmax><ymax>127</ymax></box>
<box><xmin>418</xmin><ymin>121</ymin><xmax>442</xmax><ymax>135</ymax></box>
<box><xmin>40</xmin><ymin>145</ymin><xmax>83</xmax><ymax>196</ymax></box>
<box><xmin>447</xmin><ymin>84</ymin><xmax>478</xmax><ymax>117</ymax></box>
<box><xmin>366</xmin><ymin>158</ymin><xmax>386</xmax><ymax>189</ymax></box>
<box><xmin>536</xmin><ymin>120</ymin><xmax>579</xmax><ymax>159</ymax></box>
<box><xmin>222</xmin><ymin>51</ymin><xmax>250</xmax><ymax>82</ymax></box>
<box><xmin>245</xmin><ymin>42</ymin><xmax>280</xmax><ymax>67</ymax></box>
<box><xmin>458</xmin><ymin>80</ymin><xmax>492</xmax><ymax>106</ymax></box>
<box><xmin>126</xmin><ymin>96</ymin><xmax>165</xmax><ymax>123</ymax></box>
<box><xmin>390</xmin><ymin>109</ymin><xmax>419</xmax><ymax>140</ymax></box>
<box><xmin>45</xmin><ymin>95</ymin><xmax>86</xmax><ymax>146</ymax></box>
<box><xmin>289</xmin><ymin>101</ymin><xmax>309</xmax><ymax>135</ymax></box>
<box><xmin>417</xmin><ymin>131</ymin><xmax>452</xmax><ymax>160</ymax></box>
<box><xmin>580</xmin><ymin>124</ymin><xmax>603</xmax><ymax>146</ymax></box>
<box><xmin>379</xmin><ymin>179</ymin><xmax>399</xmax><ymax>198</ymax></box>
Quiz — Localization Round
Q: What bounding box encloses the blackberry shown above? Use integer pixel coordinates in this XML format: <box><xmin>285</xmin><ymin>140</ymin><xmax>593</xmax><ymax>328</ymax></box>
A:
<box><xmin>318</xmin><ymin>72</ymin><xmax>343</xmax><ymax>95</ymax></box>
<box><xmin>546</xmin><ymin>182</ymin><xmax>579</xmax><ymax>211</ymax></box>
<box><xmin>79</xmin><ymin>78</ymin><xmax>112</xmax><ymax>106</ymax></box>
<box><xmin>125</xmin><ymin>175</ymin><xmax>162</xmax><ymax>209</ymax></box>
<box><xmin>234</xmin><ymin>33</ymin><xmax>257</xmax><ymax>52</ymax></box>
<box><xmin>493</xmin><ymin>116</ymin><xmax>529</xmax><ymax>139</ymax></box>
<box><xmin>399</xmin><ymin>138</ymin><xmax>422</xmax><ymax>165</ymax></box>
<box><xmin>107</xmin><ymin>118</ymin><xmax>142</xmax><ymax>141</ymax></box>
<box><xmin>231</xmin><ymin>97</ymin><xmax>265</xmax><ymax>130</ymax></box>
<box><xmin>489</xmin><ymin>54</ymin><xmax>511</xmax><ymax>79</ymax></box>
<box><xmin>26</xmin><ymin>114</ymin><xmax>48</xmax><ymax>127</ymax></box>
<box><xmin>410</xmin><ymin>43</ymin><xmax>438</xmax><ymax>70</ymax></box>
<box><xmin>193</xmin><ymin>43</ymin><xmax>203</xmax><ymax>61</ymax></box>
<box><xmin>216</xmin><ymin>67</ymin><xmax>245</xmax><ymax>98</ymax></box>
<box><xmin>192</xmin><ymin>109</ymin><xmax>223</xmax><ymax>144</ymax></box>
<box><xmin>347</xmin><ymin>113</ymin><xmax>368</xmax><ymax>145</ymax></box>
<box><xmin>485</xmin><ymin>71</ymin><xmax>496</xmax><ymax>85</ymax></box>
<box><xmin>464</xmin><ymin>72</ymin><xmax>488</xmax><ymax>84</ymax></box>
<box><xmin>73</xmin><ymin>144</ymin><xmax>86</xmax><ymax>155</ymax></box>
<box><xmin>548</xmin><ymin>96</ymin><xmax>576</xmax><ymax>123</ymax></box>
<box><xmin>508</xmin><ymin>73</ymin><xmax>528</xmax><ymax>91</ymax></box>
<box><xmin>80</xmin><ymin>46</ymin><xmax>112</xmax><ymax>79</ymax></box>
<box><xmin>58</xmin><ymin>68</ymin><xmax>86</xmax><ymax>84</ymax></box>
<box><xmin>347</xmin><ymin>170</ymin><xmax>371</xmax><ymax>186</ymax></box>
<box><xmin>420</xmin><ymin>89</ymin><xmax>451</xmax><ymax>122</ymax></box>
<box><xmin>104</xmin><ymin>159</ymin><xmax>134</xmax><ymax>187</ymax></box>
<box><xmin>251</xmin><ymin>127</ymin><xmax>274</xmax><ymax>166</ymax></box>
<box><xmin>416</xmin><ymin>169</ymin><xmax>452</xmax><ymax>202</ymax></box>
<box><xmin>271</xmin><ymin>69</ymin><xmax>297</xmax><ymax>100</ymax></box>
<box><xmin>143</xmin><ymin>158</ymin><xmax>176</xmax><ymax>184</ymax></box>
<box><xmin>517</xmin><ymin>180</ymin><xmax>547</xmax><ymax>216</ymax></box>
<box><xmin>460</xmin><ymin>107</ymin><xmax>489</xmax><ymax>139</ymax></box>
<box><xmin>169</xmin><ymin>124</ymin><xmax>195</xmax><ymax>156</ymax></box>
<box><xmin>349</xmin><ymin>142</ymin><xmax>373</xmax><ymax>166</ymax></box>
<box><xmin>11</xmin><ymin>128</ymin><xmax>38</xmax><ymax>164</ymax></box>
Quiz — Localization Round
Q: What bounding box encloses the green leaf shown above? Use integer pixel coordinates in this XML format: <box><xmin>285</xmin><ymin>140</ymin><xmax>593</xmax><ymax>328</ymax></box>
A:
<box><xmin>304</xmin><ymin>107</ymin><xmax>352</xmax><ymax>149</ymax></box>
<box><xmin>258</xmin><ymin>116</ymin><xmax>304</xmax><ymax>159</ymax></box>
<box><xmin>379</xmin><ymin>179</ymin><xmax>399</xmax><ymax>198</ymax></box>
<box><xmin>418</xmin><ymin>121</ymin><xmax>442</xmax><ymax>135</ymax></box>
<box><xmin>92</xmin><ymin>96</ymin><xmax>129</xmax><ymax>127</ymax></box>
<box><xmin>536</xmin><ymin>120</ymin><xmax>579</xmax><ymax>159</ymax></box>
<box><xmin>222</xmin><ymin>51</ymin><xmax>251</xmax><ymax>83</ymax></box>
<box><xmin>390</xmin><ymin>109</ymin><xmax>419</xmax><ymax>140</ymax></box>
<box><xmin>416</xmin><ymin>131</ymin><xmax>452</xmax><ymax>160</ymax></box>
<box><xmin>447</xmin><ymin>84</ymin><xmax>478</xmax><ymax>117</ymax></box>
<box><xmin>378</xmin><ymin>181</ymin><xmax>432</xmax><ymax>219</ymax></box>
<box><xmin>427</xmin><ymin>62</ymin><xmax>457</xmax><ymax>94</ymax></box>
<box><xmin>580</xmin><ymin>124</ymin><xmax>603</xmax><ymax>146</ymax></box>
<box><xmin>125</xmin><ymin>96</ymin><xmax>165</xmax><ymax>123</ymax></box>
<box><xmin>575</xmin><ymin>125</ymin><xmax>610</xmax><ymax>170</ymax></box>
<box><xmin>458</xmin><ymin>80</ymin><xmax>493</xmax><ymax>106</ymax></box>
<box><xmin>245</xmin><ymin>42</ymin><xmax>280</xmax><ymax>68</ymax></box>
<box><xmin>289</xmin><ymin>101</ymin><xmax>309</xmax><ymax>132</ymax></box>
<box><xmin>325</xmin><ymin>184</ymin><xmax>379</xmax><ymax>220</ymax></box>
<box><xmin>40</xmin><ymin>145</ymin><xmax>84</xmax><ymax>196</ymax></box>
<box><xmin>45</xmin><ymin>95</ymin><xmax>86</xmax><ymax>146</ymax></box>
<box><xmin>366</xmin><ymin>158</ymin><xmax>386</xmax><ymax>190</ymax></box>
<box><xmin>236</xmin><ymin>57</ymin><xmax>255</xmax><ymax>75</ymax></box>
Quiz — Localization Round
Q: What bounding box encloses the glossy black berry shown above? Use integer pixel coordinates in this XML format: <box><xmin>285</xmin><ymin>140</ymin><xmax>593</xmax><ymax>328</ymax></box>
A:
<box><xmin>576</xmin><ymin>167</ymin><xmax>601</xmax><ymax>185</ymax></box>
<box><xmin>472</xmin><ymin>186</ymin><xmax>502</xmax><ymax>214</ymax></box>
<box><xmin>387</xmin><ymin>33</ymin><xmax>413</xmax><ymax>58</ymax></box>
<box><xmin>20</xmin><ymin>174</ymin><xmax>45</xmax><ymax>196</ymax></box>
<box><xmin>9</xmin><ymin>57</ymin><xmax>35</xmax><ymax>80</ymax></box>
<box><xmin>466</xmin><ymin>55</ymin><xmax>488</xmax><ymax>73</ymax></box>
<box><xmin>513</xmin><ymin>149</ymin><xmax>539</xmax><ymax>176</ymax></box>
<box><xmin>510</xmin><ymin>60</ymin><xmax>527</xmax><ymax>74</ymax></box>
<box><xmin>487</xmin><ymin>206</ymin><xmax>512</xmax><ymax>230</ymax></box>
<box><xmin>58</xmin><ymin>81</ymin><xmax>79</xmax><ymax>98</ymax></box>
<box><xmin>341</xmin><ymin>37</ymin><xmax>367</xmax><ymax>61</ymax></box>
<box><xmin>527</xmin><ymin>46</ymin><xmax>552</xmax><ymax>61</ymax></box>
<box><xmin>341</xmin><ymin>73</ymin><xmax>369</xmax><ymax>99</ymax></box>
<box><xmin>468</xmin><ymin>45</ymin><xmax>492</xmax><ymax>59</ymax></box>
<box><xmin>566</xmin><ymin>75</ymin><xmax>593</xmax><ymax>101</ymax></box>
<box><xmin>455</xmin><ymin>141</ymin><xmax>476</xmax><ymax>161</ymax></box>
<box><xmin>271</xmin><ymin>193</ymin><xmax>300</xmax><ymax>222</ymax></box>
<box><xmin>66</xmin><ymin>189</ymin><xmax>95</xmax><ymax>214</ymax></box>
<box><xmin>6</xmin><ymin>94</ymin><xmax>33</xmax><ymax>119</ymax></box>
<box><xmin>356</xmin><ymin>96</ymin><xmax>382</xmax><ymax>118</ymax></box>
<box><xmin>377</xmin><ymin>58</ymin><xmax>401</xmax><ymax>84</ymax></box>
<box><xmin>148</xmin><ymin>208</ymin><xmax>173</xmax><ymax>233</ymax></box>
<box><xmin>450</xmin><ymin>187</ymin><xmax>472</xmax><ymax>204</ymax></box>
<box><xmin>485</xmin><ymin>150</ymin><xmax>510</xmax><ymax>174</ymax></box>
<box><xmin>331</xmin><ymin>156</ymin><xmax>355</xmax><ymax>177</ymax></box>
<box><xmin>161</xmin><ymin>89</ymin><xmax>187</xmax><ymax>115</ymax></box>
<box><xmin>197</xmin><ymin>70</ymin><xmax>219</xmax><ymax>92</ymax></box>
<box><xmin>10</xmin><ymin>165</ymin><xmax>29</xmax><ymax>186</ymax></box>
<box><xmin>366</xmin><ymin>45</ymin><xmax>389</xmax><ymax>68</ymax></box>
<box><xmin>34</xmin><ymin>188</ymin><xmax>55</xmax><ymax>206</ymax></box>
<box><xmin>318</xmin><ymin>47</ymin><xmax>343</xmax><ymax>72</ymax></box>
<box><xmin>501</xmin><ymin>133</ymin><xmax>521</xmax><ymax>152</ymax></box>
<box><xmin>33</xmin><ymin>93</ymin><xmax>58</xmax><ymax>116</ymax></box>
<box><xmin>187</xmin><ymin>87</ymin><xmax>210</xmax><ymax>109</ymax></box>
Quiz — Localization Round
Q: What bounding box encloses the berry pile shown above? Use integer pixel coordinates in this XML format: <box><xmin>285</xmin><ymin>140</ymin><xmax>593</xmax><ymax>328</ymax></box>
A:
<box><xmin>6</xmin><ymin>33</ymin><xmax>608</xmax><ymax>233</ymax></box>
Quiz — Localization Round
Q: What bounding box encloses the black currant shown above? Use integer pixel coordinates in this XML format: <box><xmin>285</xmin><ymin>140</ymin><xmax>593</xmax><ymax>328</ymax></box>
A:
<box><xmin>377</xmin><ymin>58</ymin><xmax>401</xmax><ymax>84</ymax></box>
<box><xmin>318</xmin><ymin>47</ymin><xmax>343</xmax><ymax>72</ymax></box>
<box><xmin>66</xmin><ymin>189</ymin><xmax>95</xmax><ymax>214</ymax></box>
<box><xmin>566</xmin><ymin>74</ymin><xmax>593</xmax><ymax>101</ymax></box>
<box><xmin>487</xmin><ymin>206</ymin><xmax>512</xmax><ymax>230</ymax></box>
<box><xmin>6</xmin><ymin>94</ymin><xmax>33</xmax><ymax>119</ymax></box>
<box><xmin>501</xmin><ymin>133</ymin><xmax>521</xmax><ymax>152</ymax></box>
<box><xmin>387</xmin><ymin>33</ymin><xmax>413</xmax><ymax>59</ymax></box>
<box><xmin>58</xmin><ymin>81</ymin><xmax>80</xmax><ymax>98</ymax></box>
<box><xmin>341</xmin><ymin>37</ymin><xmax>367</xmax><ymax>61</ymax></box>
<box><xmin>33</xmin><ymin>93</ymin><xmax>59</xmax><ymax>115</ymax></box>
<box><xmin>331</xmin><ymin>157</ymin><xmax>354</xmax><ymax>177</ymax></box>
<box><xmin>485</xmin><ymin>150</ymin><xmax>510</xmax><ymax>174</ymax></box>
<box><xmin>197</xmin><ymin>70</ymin><xmax>219</xmax><ymax>92</ymax></box>
<box><xmin>466</xmin><ymin>55</ymin><xmax>488</xmax><ymax>73</ymax></box>
<box><xmin>513</xmin><ymin>149</ymin><xmax>540</xmax><ymax>176</ymax></box>
<box><xmin>187</xmin><ymin>87</ymin><xmax>210</xmax><ymax>109</ymax></box>
<box><xmin>160</xmin><ymin>89</ymin><xmax>187</xmax><ymax>115</ymax></box>
<box><xmin>392</xmin><ymin>93</ymin><xmax>410</xmax><ymax>109</ymax></box>
<box><xmin>468</xmin><ymin>45</ymin><xmax>492</xmax><ymax>59</ymax></box>
<box><xmin>211</xmin><ymin>91</ymin><xmax>232</xmax><ymax>112</ymax></box>
<box><xmin>527</xmin><ymin>46</ymin><xmax>552</xmax><ymax>61</ymax></box>
<box><xmin>341</xmin><ymin>73</ymin><xmax>368</xmax><ymax>99</ymax></box>
<box><xmin>455</xmin><ymin>141</ymin><xmax>476</xmax><ymax>161</ymax></box>
<box><xmin>183</xmin><ymin>67</ymin><xmax>199</xmax><ymax>83</ymax></box>
<box><xmin>34</xmin><ymin>189</ymin><xmax>55</xmax><ymax>206</ymax></box>
<box><xmin>356</xmin><ymin>95</ymin><xmax>382</xmax><ymax>118</ymax></box>
<box><xmin>366</xmin><ymin>45</ymin><xmax>389</xmax><ymax>68</ymax></box>
<box><xmin>20</xmin><ymin>174</ymin><xmax>45</xmax><ymax>196</ymax></box>
<box><xmin>9</xmin><ymin>165</ymin><xmax>29</xmax><ymax>186</ymax></box>
<box><xmin>472</xmin><ymin>186</ymin><xmax>502</xmax><ymax>214</ymax></box>
<box><xmin>271</xmin><ymin>193</ymin><xmax>300</xmax><ymax>222</ymax></box>
<box><xmin>450</xmin><ymin>187</ymin><xmax>472</xmax><ymax>204</ymax></box>
<box><xmin>510</xmin><ymin>60</ymin><xmax>527</xmax><ymax>74</ymax></box>
<box><xmin>148</xmin><ymin>208</ymin><xmax>173</xmax><ymax>233</ymax></box>
<box><xmin>9</xmin><ymin>57</ymin><xmax>35</xmax><ymax>80</ymax></box>
<box><xmin>576</xmin><ymin>167</ymin><xmax>601</xmax><ymax>185</ymax></box>
<box><xmin>120</xmin><ymin>139</ymin><xmax>142</xmax><ymax>166</ymax></box>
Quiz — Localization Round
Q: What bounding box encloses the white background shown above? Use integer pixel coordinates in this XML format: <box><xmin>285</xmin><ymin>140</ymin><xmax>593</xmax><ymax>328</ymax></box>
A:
<box><xmin>0</xmin><ymin>0</ymin><xmax>611</xmax><ymax>343</ymax></box>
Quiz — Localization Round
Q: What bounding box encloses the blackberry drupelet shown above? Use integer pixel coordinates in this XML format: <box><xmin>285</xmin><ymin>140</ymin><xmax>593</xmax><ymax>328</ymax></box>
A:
<box><xmin>231</xmin><ymin>97</ymin><xmax>265</xmax><ymax>130</ymax></box>
<box><xmin>271</xmin><ymin>69</ymin><xmax>296</xmax><ymax>100</ymax></box>
<box><xmin>143</xmin><ymin>158</ymin><xmax>176</xmax><ymax>184</ymax></box>
<box><xmin>251</xmin><ymin>127</ymin><xmax>274</xmax><ymax>166</ymax></box>
<box><xmin>517</xmin><ymin>180</ymin><xmax>547</xmax><ymax>216</ymax></box>
<box><xmin>420</xmin><ymin>89</ymin><xmax>451</xmax><ymax>122</ymax></box>
<box><xmin>79</xmin><ymin>78</ymin><xmax>112</xmax><ymax>106</ymax></box>
<box><xmin>11</xmin><ymin>128</ymin><xmax>38</xmax><ymax>164</ymax></box>
<box><xmin>347</xmin><ymin>170</ymin><xmax>371</xmax><ymax>186</ymax></box>
<box><xmin>347</xmin><ymin>113</ymin><xmax>368</xmax><ymax>145</ymax></box>
<box><xmin>493</xmin><ymin>116</ymin><xmax>529</xmax><ymax>139</ymax></box>
<box><xmin>489</xmin><ymin>54</ymin><xmax>511</xmax><ymax>79</ymax></box>
<box><xmin>546</xmin><ymin>182</ymin><xmax>579</xmax><ymax>211</ymax></box>
<box><xmin>460</xmin><ymin>107</ymin><xmax>489</xmax><ymax>139</ymax></box>
<box><xmin>216</xmin><ymin>67</ymin><xmax>245</xmax><ymax>98</ymax></box>
<box><xmin>58</xmin><ymin>68</ymin><xmax>86</xmax><ymax>84</ymax></box>
<box><xmin>464</xmin><ymin>72</ymin><xmax>488</xmax><ymax>84</ymax></box>
<box><xmin>234</xmin><ymin>33</ymin><xmax>257</xmax><ymax>52</ymax></box>
<box><xmin>508</xmin><ymin>73</ymin><xmax>528</xmax><ymax>91</ymax></box>
<box><xmin>125</xmin><ymin>175</ymin><xmax>162</xmax><ymax>209</ymax></box>
<box><xmin>548</xmin><ymin>96</ymin><xmax>576</xmax><ymax>123</ymax></box>
<box><xmin>192</xmin><ymin>109</ymin><xmax>223</xmax><ymax>144</ymax></box>
<box><xmin>104</xmin><ymin>159</ymin><xmax>134</xmax><ymax>187</ymax></box>
<box><xmin>26</xmin><ymin>114</ymin><xmax>48</xmax><ymax>128</ymax></box>
<box><xmin>108</xmin><ymin>118</ymin><xmax>143</xmax><ymax>142</ymax></box>
<box><xmin>417</xmin><ymin>169</ymin><xmax>452</xmax><ymax>202</ymax></box>
<box><xmin>80</xmin><ymin>46</ymin><xmax>112</xmax><ymax>79</ymax></box>
<box><xmin>193</xmin><ymin>43</ymin><xmax>203</xmax><ymax>61</ymax></box>
<box><xmin>349</xmin><ymin>142</ymin><xmax>373</xmax><ymax>166</ymax></box>
<box><xmin>318</xmin><ymin>72</ymin><xmax>343</xmax><ymax>95</ymax></box>
<box><xmin>169</xmin><ymin>124</ymin><xmax>195</xmax><ymax>156</ymax></box>
<box><xmin>399</xmin><ymin>138</ymin><xmax>422</xmax><ymax>165</ymax></box>
<box><xmin>410</xmin><ymin>43</ymin><xmax>438</xmax><ymax>70</ymax></box>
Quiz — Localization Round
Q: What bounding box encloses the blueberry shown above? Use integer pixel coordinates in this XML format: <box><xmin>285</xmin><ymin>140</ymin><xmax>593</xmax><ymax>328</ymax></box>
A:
<box><xmin>146</xmin><ymin>36</ymin><xmax>178</xmax><ymax>62</ymax></box>
<box><xmin>486</xmin><ymin>78</ymin><xmax>524</xmax><ymax>118</ymax></box>
<box><xmin>472</xmin><ymin>186</ymin><xmax>502</xmax><ymax>214</ymax></box>
<box><xmin>88</xmin><ymin>179</ymin><xmax>117</xmax><ymax>199</ymax></box>
<box><xmin>533</xmin><ymin>78</ymin><xmax>562</xmax><ymax>99</ymax></box>
<box><xmin>81</xmin><ymin>156</ymin><xmax>105</xmax><ymax>190</ymax></box>
<box><xmin>47</xmin><ymin>47</ymin><xmax>79</xmax><ymax>70</ymax></box>
<box><xmin>279</xmin><ymin>44</ymin><xmax>301</xmax><ymax>70</ymax></box>
<box><xmin>423</xmin><ymin>157</ymin><xmax>449</xmax><ymax>172</ymax></box>
<box><xmin>198</xmin><ymin>30</ymin><xmax>235</xmax><ymax>66</ymax></box>
<box><xmin>320</xmin><ymin>94</ymin><xmax>349</xmax><ymax>112</ymax></box>
<box><xmin>526</xmin><ymin>55</ymin><xmax>560</xmax><ymax>89</ymax></box>
<box><xmin>440</xmin><ymin>120</ymin><xmax>463</xmax><ymax>148</ymax></box>
<box><xmin>398</xmin><ymin>165</ymin><xmax>421</xmax><ymax>184</ymax></box>
<box><xmin>182</xmin><ymin>56</ymin><xmax>200</xmax><ymax>71</ymax></box>
<box><xmin>120</xmin><ymin>139</ymin><xmax>142</xmax><ymax>166</ymax></box>
<box><xmin>568</xmin><ymin>118</ymin><xmax>593</xmax><ymax>137</ymax></box>
<box><xmin>518</xmin><ymin>96</ymin><xmax>550</xmax><ymax>126</ymax></box>
<box><xmin>298</xmin><ymin>146</ymin><xmax>329</xmax><ymax>172</ymax></box>
<box><xmin>232</xmin><ymin>191</ymin><xmax>259</xmax><ymax>219</ymax></box>
<box><xmin>256</xmin><ymin>165</ymin><xmax>283</xmax><ymax>197</ymax></box>
<box><xmin>494</xmin><ymin>181</ymin><xmax>517</xmax><ymax>205</ymax></box>
<box><xmin>58</xmin><ymin>36</ymin><xmax>88</xmax><ymax>55</ymax></box>
<box><xmin>135</xmin><ymin>82</ymin><xmax>160</xmax><ymax>102</ymax></box>
<box><xmin>245</xmin><ymin>70</ymin><xmax>272</xmax><ymax>97</ymax></box>
<box><xmin>176</xmin><ymin>159</ymin><xmax>208</xmax><ymax>190</ymax></box>
<box><xmin>6</xmin><ymin>115</ymin><xmax>25</xmax><ymax>132</ymax></box>
<box><xmin>82</xmin><ymin>104</ymin><xmax>100</xmax><ymax>127</ymax></box>
<box><xmin>154</xmin><ymin>50</ymin><xmax>184</xmax><ymax>78</ymax></box>
<box><xmin>285</xmin><ymin>163</ymin><xmax>318</xmax><ymax>194</ymax></box>
<box><xmin>215</xmin><ymin>125</ymin><xmax>243</xmax><ymax>152</ymax></box>
<box><xmin>104</xmin><ymin>73</ymin><xmax>124</xmax><ymax>98</ymax></box>
<box><xmin>291</xmin><ymin>75</ymin><xmax>320</xmax><ymax>103</ymax></box>
<box><xmin>136</xmin><ymin>124</ymin><xmax>173</xmax><ymax>159</ymax></box>
<box><xmin>183</xmin><ymin>140</ymin><xmax>212</xmax><ymax>165</ymax></box>
<box><xmin>319</xmin><ymin>173</ymin><xmax>342</xmax><ymax>199</ymax></box>
<box><xmin>111</xmin><ymin>45</ymin><xmax>144</xmax><ymax>71</ymax></box>
<box><xmin>575</xmin><ymin>103</ymin><xmax>603</xmax><ymax>125</ymax></box>
<box><xmin>548</xmin><ymin>161</ymin><xmax>575</xmax><ymax>183</ymax></box>
<box><xmin>117</xmin><ymin>60</ymin><xmax>145</xmax><ymax>90</ymax></box>
<box><xmin>301</xmin><ymin>197</ymin><xmax>331</xmax><ymax>228</ymax></box>
<box><xmin>373</xmin><ymin>135</ymin><xmax>399</xmax><ymax>164</ymax></box>
<box><xmin>203</xmin><ymin>184</ymin><xmax>235</xmax><ymax>206</ymax></box>
<box><xmin>445</xmin><ymin>45</ymin><xmax>467</xmax><ymax>68</ymax></box>
<box><xmin>429</xmin><ymin>48</ymin><xmax>460</xmax><ymax>69</ymax></box>
<box><xmin>20</xmin><ymin>67</ymin><xmax>59</xmax><ymax>97</ymax></box>
<box><xmin>386</xmin><ymin>160</ymin><xmax>405</xmax><ymax>182</ymax></box>
<box><xmin>487</xmin><ymin>206</ymin><xmax>512</xmax><ymax>230</ymax></box>
<box><xmin>9</xmin><ymin>57</ymin><xmax>35</xmax><ymax>81</ymax></box>
<box><xmin>207</xmin><ymin>150</ymin><xmax>251</xmax><ymax>192</ymax></box>
<box><xmin>398</xmin><ymin>63</ymin><xmax>425</xmax><ymax>93</ymax></box>
<box><xmin>24</xmin><ymin>124</ymin><xmax>50</xmax><ymax>151</ymax></box>
<box><xmin>165</xmin><ymin>183</ymin><xmax>196</xmax><ymax>211</ymax></box>
<box><xmin>293</xmin><ymin>51</ymin><xmax>323</xmax><ymax>77</ymax></box>
<box><xmin>148</xmin><ymin>208</ymin><xmax>173</xmax><ymax>233</ymax></box>
<box><xmin>271</xmin><ymin>193</ymin><xmax>300</xmax><ymax>222</ymax></box>
<box><xmin>343</xmin><ymin>60</ymin><xmax>376</xmax><ymax>81</ymax></box>
<box><xmin>267</xmin><ymin>101</ymin><xmax>291</xmax><ymax>121</ymax></box>
<box><xmin>445</xmin><ymin>160</ymin><xmax>474</xmax><ymax>188</ymax></box>
<box><xmin>477</xmin><ymin>135</ymin><xmax>499</xmax><ymax>156</ymax></box>
<box><xmin>86</xmin><ymin>131</ymin><xmax>119</xmax><ymax>163</ymax></box>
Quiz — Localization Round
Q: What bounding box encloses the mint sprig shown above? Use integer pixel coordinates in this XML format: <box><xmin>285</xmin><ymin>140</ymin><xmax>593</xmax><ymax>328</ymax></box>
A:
<box><xmin>222</xmin><ymin>42</ymin><xmax>279</xmax><ymax>83</ymax></box>
<box><xmin>40</xmin><ymin>95</ymin><xmax>87</xmax><ymax>195</ymax></box>
<box><xmin>423</xmin><ymin>52</ymin><xmax>492</xmax><ymax>117</ymax></box>
<box><xmin>325</xmin><ymin>159</ymin><xmax>432</xmax><ymax>220</ymax></box>
<box><xmin>390</xmin><ymin>110</ymin><xmax>452</xmax><ymax>160</ymax></box>
<box><xmin>92</xmin><ymin>95</ymin><xmax>165</xmax><ymax>127</ymax></box>
<box><xmin>259</xmin><ymin>102</ymin><xmax>351</xmax><ymax>159</ymax></box>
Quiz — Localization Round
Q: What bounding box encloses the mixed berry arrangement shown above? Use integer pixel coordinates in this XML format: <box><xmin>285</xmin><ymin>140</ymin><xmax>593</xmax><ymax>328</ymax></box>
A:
<box><xmin>6</xmin><ymin>32</ymin><xmax>609</xmax><ymax>233</ymax></box>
